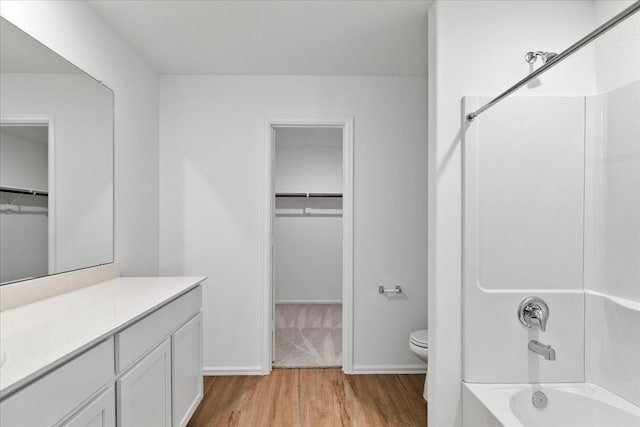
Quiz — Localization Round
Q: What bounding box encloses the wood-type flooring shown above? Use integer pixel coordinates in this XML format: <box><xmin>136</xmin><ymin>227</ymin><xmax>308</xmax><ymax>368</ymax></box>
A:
<box><xmin>187</xmin><ymin>368</ymin><xmax>427</xmax><ymax>427</ymax></box>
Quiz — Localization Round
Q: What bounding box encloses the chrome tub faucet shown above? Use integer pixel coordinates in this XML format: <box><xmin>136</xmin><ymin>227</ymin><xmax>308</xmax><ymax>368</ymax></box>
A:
<box><xmin>518</xmin><ymin>296</ymin><xmax>556</xmax><ymax>361</ymax></box>
<box><xmin>518</xmin><ymin>296</ymin><xmax>550</xmax><ymax>332</ymax></box>
<box><xmin>528</xmin><ymin>340</ymin><xmax>556</xmax><ymax>361</ymax></box>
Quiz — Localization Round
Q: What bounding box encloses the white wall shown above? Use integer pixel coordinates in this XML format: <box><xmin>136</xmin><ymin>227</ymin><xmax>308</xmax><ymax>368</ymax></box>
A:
<box><xmin>159</xmin><ymin>75</ymin><xmax>428</xmax><ymax>373</ymax></box>
<box><xmin>274</xmin><ymin>128</ymin><xmax>342</xmax><ymax>303</ymax></box>
<box><xmin>594</xmin><ymin>1</ymin><xmax>640</xmax><ymax>93</ymax></box>
<box><xmin>0</xmin><ymin>0</ymin><xmax>160</xmax><ymax>276</ymax></box>
<box><xmin>275</xmin><ymin>128</ymin><xmax>343</xmax><ymax>193</ymax></box>
<box><xmin>0</xmin><ymin>128</ymin><xmax>48</xmax><ymax>282</ymax></box>
<box><xmin>0</xmin><ymin>128</ymin><xmax>48</xmax><ymax>191</ymax></box>
<box><xmin>274</xmin><ymin>215</ymin><xmax>342</xmax><ymax>302</ymax></box>
<box><xmin>428</xmin><ymin>1</ymin><xmax>597</xmax><ymax>424</ymax></box>
<box><xmin>1</xmin><ymin>73</ymin><xmax>113</xmax><ymax>275</ymax></box>
<box><xmin>0</xmin><ymin>211</ymin><xmax>48</xmax><ymax>282</ymax></box>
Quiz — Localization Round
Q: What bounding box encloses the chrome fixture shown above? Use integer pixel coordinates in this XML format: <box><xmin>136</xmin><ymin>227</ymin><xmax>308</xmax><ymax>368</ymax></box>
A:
<box><xmin>528</xmin><ymin>340</ymin><xmax>556</xmax><ymax>361</ymax></box>
<box><xmin>532</xmin><ymin>391</ymin><xmax>549</xmax><ymax>409</ymax></box>
<box><xmin>466</xmin><ymin>1</ymin><xmax>640</xmax><ymax>121</ymax></box>
<box><xmin>378</xmin><ymin>285</ymin><xmax>402</xmax><ymax>294</ymax></box>
<box><xmin>525</xmin><ymin>51</ymin><xmax>558</xmax><ymax>65</ymax></box>
<box><xmin>518</xmin><ymin>296</ymin><xmax>550</xmax><ymax>332</ymax></box>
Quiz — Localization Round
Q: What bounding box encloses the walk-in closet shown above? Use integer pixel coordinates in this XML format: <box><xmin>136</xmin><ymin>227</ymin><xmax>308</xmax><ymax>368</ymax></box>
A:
<box><xmin>0</xmin><ymin>124</ymin><xmax>49</xmax><ymax>283</ymax></box>
<box><xmin>273</xmin><ymin>127</ymin><xmax>343</xmax><ymax>368</ymax></box>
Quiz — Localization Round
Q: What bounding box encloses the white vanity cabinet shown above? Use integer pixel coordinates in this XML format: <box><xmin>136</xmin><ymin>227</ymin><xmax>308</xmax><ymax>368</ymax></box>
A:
<box><xmin>0</xmin><ymin>338</ymin><xmax>115</xmax><ymax>427</ymax></box>
<box><xmin>0</xmin><ymin>278</ymin><xmax>204</xmax><ymax>427</ymax></box>
<box><xmin>116</xmin><ymin>312</ymin><xmax>203</xmax><ymax>427</ymax></box>
<box><xmin>115</xmin><ymin>285</ymin><xmax>203</xmax><ymax>427</ymax></box>
<box><xmin>172</xmin><ymin>312</ymin><xmax>203</xmax><ymax>427</ymax></box>
<box><xmin>62</xmin><ymin>387</ymin><xmax>116</xmax><ymax>427</ymax></box>
<box><xmin>117</xmin><ymin>339</ymin><xmax>172</xmax><ymax>427</ymax></box>
<box><xmin>116</xmin><ymin>285</ymin><xmax>203</xmax><ymax>427</ymax></box>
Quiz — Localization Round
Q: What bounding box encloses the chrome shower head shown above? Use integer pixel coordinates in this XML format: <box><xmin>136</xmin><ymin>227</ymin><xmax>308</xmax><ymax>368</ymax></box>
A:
<box><xmin>525</xmin><ymin>51</ymin><xmax>558</xmax><ymax>65</ymax></box>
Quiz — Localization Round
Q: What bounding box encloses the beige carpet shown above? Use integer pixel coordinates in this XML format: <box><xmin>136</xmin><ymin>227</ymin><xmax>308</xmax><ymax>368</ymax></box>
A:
<box><xmin>274</xmin><ymin>304</ymin><xmax>342</xmax><ymax>368</ymax></box>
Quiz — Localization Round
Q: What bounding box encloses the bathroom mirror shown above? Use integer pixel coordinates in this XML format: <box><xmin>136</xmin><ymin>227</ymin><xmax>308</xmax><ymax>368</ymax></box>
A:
<box><xmin>0</xmin><ymin>17</ymin><xmax>114</xmax><ymax>284</ymax></box>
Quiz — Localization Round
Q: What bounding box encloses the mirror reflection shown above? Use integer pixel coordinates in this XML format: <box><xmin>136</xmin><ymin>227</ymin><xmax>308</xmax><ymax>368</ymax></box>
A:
<box><xmin>0</xmin><ymin>17</ymin><xmax>114</xmax><ymax>284</ymax></box>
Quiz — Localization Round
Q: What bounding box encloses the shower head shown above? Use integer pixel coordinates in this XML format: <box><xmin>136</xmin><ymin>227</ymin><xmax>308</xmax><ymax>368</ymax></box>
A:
<box><xmin>525</xmin><ymin>51</ymin><xmax>558</xmax><ymax>65</ymax></box>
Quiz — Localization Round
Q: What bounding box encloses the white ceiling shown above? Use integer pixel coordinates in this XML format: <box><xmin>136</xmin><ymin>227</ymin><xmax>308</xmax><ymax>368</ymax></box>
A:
<box><xmin>88</xmin><ymin>0</ymin><xmax>431</xmax><ymax>76</ymax></box>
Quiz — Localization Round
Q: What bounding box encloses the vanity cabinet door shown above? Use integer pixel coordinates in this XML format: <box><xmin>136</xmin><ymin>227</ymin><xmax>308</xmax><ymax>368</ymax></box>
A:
<box><xmin>0</xmin><ymin>338</ymin><xmax>114</xmax><ymax>427</ymax></box>
<box><xmin>117</xmin><ymin>339</ymin><xmax>171</xmax><ymax>427</ymax></box>
<box><xmin>172</xmin><ymin>312</ymin><xmax>203</xmax><ymax>427</ymax></box>
<box><xmin>62</xmin><ymin>386</ymin><xmax>115</xmax><ymax>427</ymax></box>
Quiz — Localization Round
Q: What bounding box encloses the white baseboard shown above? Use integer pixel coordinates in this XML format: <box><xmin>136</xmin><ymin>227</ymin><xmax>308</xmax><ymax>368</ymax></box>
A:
<box><xmin>275</xmin><ymin>300</ymin><xmax>342</xmax><ymax>304</ymax></box>
<box><xmin>203</xmin><ymin>366</ymin><xmax>266</xmax><ymax>376</ymax></box>
<box><xmin>204</xmin><ymin>364</ymin><xmax>426</xmax><ymax>375</ymax></box>
<box><xmin>351</xmin><ymin>364</ymin><xmax>428</xmax><ymax>374</ymax></box>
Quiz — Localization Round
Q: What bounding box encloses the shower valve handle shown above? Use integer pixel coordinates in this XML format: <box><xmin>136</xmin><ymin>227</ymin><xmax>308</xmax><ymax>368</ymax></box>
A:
<box><xmin>518</xmin><ymin>297</ymin><xmax>550</xmax><ymax>332</ymax></box>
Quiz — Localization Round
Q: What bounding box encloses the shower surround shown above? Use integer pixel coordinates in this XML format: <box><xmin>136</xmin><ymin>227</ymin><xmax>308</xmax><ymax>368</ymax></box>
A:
<box><xmin>461</xmin><ymin>82</ymin><xmax>640</xmax><ymax>426</ymax></box>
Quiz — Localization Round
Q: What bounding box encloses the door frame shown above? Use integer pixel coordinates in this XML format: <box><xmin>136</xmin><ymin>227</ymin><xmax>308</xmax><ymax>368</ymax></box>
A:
<box><xmin>262</xmin><ymin>117</ymin><xmax>354</xmax><ymax>374</ymax></box>
<box><xmin>1</xmin><ymin>114</ymin><xmax>56</xmax><ymax>274</ymax></box>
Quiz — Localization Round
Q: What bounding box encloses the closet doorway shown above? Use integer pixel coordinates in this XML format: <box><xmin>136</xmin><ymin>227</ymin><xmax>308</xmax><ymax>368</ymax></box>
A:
<box><xmin>263</xmin><ymin>118</ymin><xmax>353</xmax><ymax>373</ymax></box>
<box><xmin>0</xmin><ymin>117</ymin><xmax>55</xmax><ymax>283</ymax></box>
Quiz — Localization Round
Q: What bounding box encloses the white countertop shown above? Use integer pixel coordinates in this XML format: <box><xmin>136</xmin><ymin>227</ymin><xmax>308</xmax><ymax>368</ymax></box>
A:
<box><xmin>0</xmin><ymin>276</ymin><xmax>205</xmax><ymax>398</ymax></box>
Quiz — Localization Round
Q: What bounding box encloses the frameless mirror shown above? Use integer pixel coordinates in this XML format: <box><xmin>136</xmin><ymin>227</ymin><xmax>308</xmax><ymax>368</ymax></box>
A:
<box><xmin>0</xmin><ymin>17</ymin><xmax>113</xmax><ymax>284</ymax></box>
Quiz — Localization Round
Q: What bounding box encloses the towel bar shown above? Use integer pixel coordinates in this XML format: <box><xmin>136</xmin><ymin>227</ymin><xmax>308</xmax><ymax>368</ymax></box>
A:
<box><xmin>378</xmin><ymin>285</ymin><xmax>402</xmax><ymax>294</ymax></box>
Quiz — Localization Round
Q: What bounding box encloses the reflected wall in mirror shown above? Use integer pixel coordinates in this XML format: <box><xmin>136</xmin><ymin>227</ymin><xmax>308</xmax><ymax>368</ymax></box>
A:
<box><xmin>0</xmin><ymin>17</ymin><xmax>113</xmax><ymax>284</ymax></box>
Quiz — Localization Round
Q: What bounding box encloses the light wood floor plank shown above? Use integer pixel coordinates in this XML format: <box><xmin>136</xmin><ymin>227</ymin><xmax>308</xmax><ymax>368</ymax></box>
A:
<box><xmin>188</xmin><ymin>369</ymin><xmax>427</xmax><ymax>427</ymax></box>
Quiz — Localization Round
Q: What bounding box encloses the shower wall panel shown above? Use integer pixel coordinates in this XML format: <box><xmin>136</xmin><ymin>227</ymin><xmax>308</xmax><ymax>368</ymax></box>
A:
<box><xmin>465</xmin><ymin>97</ymin><xmax>585</xmax><ymax>292</ymax></box>
<box><xmin>585</xmin><ymin>81</ymin><xmax>640</xmax><ymax>406</ymax></box>
<box><xmin>462</xmin><ymin>96</ymin><xmax>585</xmax><ymax>383</ymax></box>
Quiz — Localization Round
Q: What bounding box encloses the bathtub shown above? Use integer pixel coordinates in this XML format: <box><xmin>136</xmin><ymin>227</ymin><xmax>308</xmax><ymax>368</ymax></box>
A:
<box><xmin>462</xmin><ymin>382</ymin><xmax>640</xmax><ymax>427</ymax></box>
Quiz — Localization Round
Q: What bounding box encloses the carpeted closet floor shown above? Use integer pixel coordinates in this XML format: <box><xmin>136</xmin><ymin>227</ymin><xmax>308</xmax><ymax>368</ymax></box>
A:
<box><xmin>274</xmin><ymin>303</ymin><xmax>342</xmax><ymax>367</ymax></box>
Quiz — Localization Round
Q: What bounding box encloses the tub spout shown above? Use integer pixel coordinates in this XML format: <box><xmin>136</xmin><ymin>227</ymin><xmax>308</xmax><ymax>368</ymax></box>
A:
<box><xmin>528</xmin><ymin>340</ymin><xmax>556</xmax><ymax>361</ymax></box>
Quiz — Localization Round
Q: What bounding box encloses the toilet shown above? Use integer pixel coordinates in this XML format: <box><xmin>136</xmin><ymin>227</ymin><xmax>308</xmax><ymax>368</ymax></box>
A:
<box><xmin>409</xmin><ymin>329</ymin><xmax>428</xmax><ymax>363</ymax></box>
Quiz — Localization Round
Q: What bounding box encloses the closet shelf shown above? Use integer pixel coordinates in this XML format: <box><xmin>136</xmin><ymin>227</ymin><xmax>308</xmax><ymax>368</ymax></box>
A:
<box><xmin>275</xmin><ymin>192</ymin><xmax>342</xmax><ymax>198</ymax></box>
<box><xmin>275</xmin><ymin>209</ymin><xmax>342</xmax><ymax>217</ymax></box>
<box><xmin>275</xmin><ymin>192</ymin><xmax>342</xmax><ymax>216</ymax></box>
<box><xmin>0</xmin><ymin>185</ymin><xmax>48</xmax><ymax>197</ymax></box>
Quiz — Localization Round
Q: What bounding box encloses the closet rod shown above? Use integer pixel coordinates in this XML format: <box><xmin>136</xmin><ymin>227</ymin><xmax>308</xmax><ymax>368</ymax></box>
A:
<box><xmin>0</xmin><ymin>186</ymin><xmax>48</xmax><ymax>197</ymax></box>
<box><xmin>275</xmin><ymin>192</ymin><xmax>342</xmax><ymax>198</ymax></box>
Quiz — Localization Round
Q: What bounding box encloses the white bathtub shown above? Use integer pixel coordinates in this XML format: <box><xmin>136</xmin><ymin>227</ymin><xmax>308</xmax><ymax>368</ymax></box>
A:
<box><xmin>463</xmin><ymin>382</ymin><xmax>640</xmax><ymax>427</ymax></box>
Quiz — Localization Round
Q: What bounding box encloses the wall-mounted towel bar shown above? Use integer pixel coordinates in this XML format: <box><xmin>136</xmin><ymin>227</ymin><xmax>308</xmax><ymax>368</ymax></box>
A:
<box><xmin>378</xmin><ymin>285</ymin><xmax>402</xmax><ymax>294</ymax></box>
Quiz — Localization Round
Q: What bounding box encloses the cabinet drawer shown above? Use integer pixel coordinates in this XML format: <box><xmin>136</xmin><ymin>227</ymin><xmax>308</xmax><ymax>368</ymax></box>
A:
<box><xmin>0</xmin><ymin>338</ymin><xmax>114</xmax><ymax>427</ymax></box>
<box><xmin>116</xmin><ymin>286</ymin><xmax>201</xmax><ymax>372</ymax></box>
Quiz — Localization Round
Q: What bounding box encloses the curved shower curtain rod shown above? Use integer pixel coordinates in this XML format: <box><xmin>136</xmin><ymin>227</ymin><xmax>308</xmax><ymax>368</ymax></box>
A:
<box><xmin>466</xmin><ymin>0</ymin><xmax>640</xmax><ymax>122</ymax></box>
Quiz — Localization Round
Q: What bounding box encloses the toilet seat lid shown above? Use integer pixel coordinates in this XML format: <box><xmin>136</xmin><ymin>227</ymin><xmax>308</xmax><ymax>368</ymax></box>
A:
<box><xmin>410</xmin><ymin>329</ymin><xmax>428</xmax><ymax>348</ymax></box>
